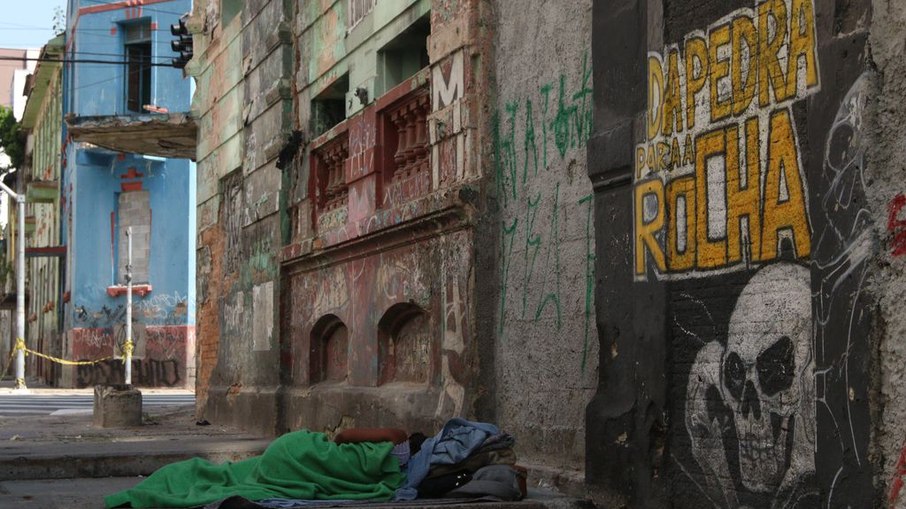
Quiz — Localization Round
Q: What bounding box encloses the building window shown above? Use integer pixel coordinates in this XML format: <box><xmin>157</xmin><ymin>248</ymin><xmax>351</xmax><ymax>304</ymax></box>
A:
<box><xmin>311</xmin><ymin>74</ymin><xmax>349</xmax><ymax>138</ymax></box>
<box><xmin>376</xmin><ymin>15</ymin><xmax>429</xmax><ymax>96</ymax></box>
<box><xmin>117</xmin><ymin>191</ymin><xmax>151</xmax><ymax>284</ymax></box>
<box><xmin>124</xmin><ymin>22</ymin><xmax>152</xmax><ymax>113</ymax></box>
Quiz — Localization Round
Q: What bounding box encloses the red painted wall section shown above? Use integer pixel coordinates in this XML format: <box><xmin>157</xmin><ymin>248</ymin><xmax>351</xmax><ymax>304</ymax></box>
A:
<box><xmin>307</xmin><ymin>70</ymin><xmax>435</xmax><ymax>249</ymax></box>
<box><xmin>68</xmin><ymin>325</ymin><xmax>194</xmax><ymax>387</ymax></box>
<box><xmin>888</xmin><ymin>193</ymin><xmax>906</xmax><ymax>257</ymax></box>
<box><xmin>284</xmin><ymin>229</ymin><xmax>471</xmax><ymax>416</ymax></box>
<box><xmin>346</xmin><ymin>107</ymin><xmax>379</xmax><ymax>225</ymax></box>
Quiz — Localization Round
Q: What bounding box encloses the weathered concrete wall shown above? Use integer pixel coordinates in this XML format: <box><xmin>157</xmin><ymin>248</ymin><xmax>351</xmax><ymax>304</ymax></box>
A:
<box><xmin>492</xmin><ymin>0</ymin><xmax>597</xmax><ymax>473</ymax></box>
<box><xmin>277</xmin><ymin>0</ymin><xmax>485</xmax><ymax>437</ymax></box>
<box><xmin>869</xmin><ymin>1</ymin><xmax>906</xmax><ymax>507</ymax></box>
<box><xmin>587</xmin><ymin>0</ymin><xmax>894</xmax><ymax>506</ymax></box>
<box><xmin>24</xmin><ymin>62</ymin><xmax>63</xmax><ymax>386</ymax></box>
<box><xmin>191</xmin><ymin>0</ymin><xmax>290</xmax><ymax>430</ymax></box>
<box><xmin>191</xmin><ymin>0</ymin><xmax>599</xmax><ymax>486</ymax></box>
<box><xmin>281</xmin><ymin>227</ymin><xmax>474</xmax><ymax>434</ymax></box>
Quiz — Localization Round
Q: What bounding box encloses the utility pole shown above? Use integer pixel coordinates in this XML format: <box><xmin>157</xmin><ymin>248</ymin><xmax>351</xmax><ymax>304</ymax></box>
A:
<box><xmin>0</xmin><ymin>177</ymin><xmax>26</xmax><ymax>391</ymax></box>
<box><xmin>124</xmin><ymin>227</ymin><xmax>133</xmax><ymax>385</ymax></box>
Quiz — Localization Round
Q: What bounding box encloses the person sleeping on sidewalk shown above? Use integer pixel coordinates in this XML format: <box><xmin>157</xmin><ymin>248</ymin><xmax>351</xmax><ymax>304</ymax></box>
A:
<box><xmin>105</xmin><ymin>419</ymin><xmax>523</xmax><ymax>509</ymax></box>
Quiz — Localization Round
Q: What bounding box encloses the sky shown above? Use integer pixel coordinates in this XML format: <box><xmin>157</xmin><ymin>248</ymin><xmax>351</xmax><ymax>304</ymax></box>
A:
<box><xmin>0</xmin><ymin>1</ymin><xmax>67</xmax><ymax>49</ymax></box>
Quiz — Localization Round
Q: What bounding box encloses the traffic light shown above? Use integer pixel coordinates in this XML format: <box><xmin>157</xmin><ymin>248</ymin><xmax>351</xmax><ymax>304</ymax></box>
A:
<box><xmin>170</xmin><ymin>15</ymin><xmax>193</xmax><ymax>69</ymax></box>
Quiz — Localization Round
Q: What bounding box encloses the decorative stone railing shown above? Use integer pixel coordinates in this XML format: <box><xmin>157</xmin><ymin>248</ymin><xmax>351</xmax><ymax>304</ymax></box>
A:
<box><xmin>381</xmin><ymin>87</ymin><xmax>431</xmax><ymax>207</ymax></box>
<box><xmin>311</xmin><ymin>130</ymin><xmax>349</xmax><ymax>232</ymax></box>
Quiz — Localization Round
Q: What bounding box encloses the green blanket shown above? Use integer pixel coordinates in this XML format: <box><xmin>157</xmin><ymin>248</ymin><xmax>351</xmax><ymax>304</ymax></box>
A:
<box><xmin>105</xmin><ymin>430</ymin><xmax>405</xmax><ymax>508</ymax></box>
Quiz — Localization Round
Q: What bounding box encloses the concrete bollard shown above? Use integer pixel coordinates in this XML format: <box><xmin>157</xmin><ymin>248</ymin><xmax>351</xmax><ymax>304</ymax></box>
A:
<box><xmin>93</xmin><ymin>384</ymin><xmax>143</xmax><ymax>428</ymax></box>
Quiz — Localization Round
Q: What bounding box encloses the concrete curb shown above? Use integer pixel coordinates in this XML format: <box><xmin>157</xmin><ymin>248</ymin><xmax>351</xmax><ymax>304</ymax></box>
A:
<box><xmin>0</xmin><ymin>479</ymin><xmax>594</xmax><ymax>509</ymax></box>
<box><xmin>0</xmin><ymin>437</ymin><xmax>270</xmax><ymax>481</ymax></box>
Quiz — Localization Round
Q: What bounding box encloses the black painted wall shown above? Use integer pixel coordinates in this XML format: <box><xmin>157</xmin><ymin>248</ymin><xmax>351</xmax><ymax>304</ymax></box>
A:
<box><xmin>586</xmin><ymin>0</ymin><xmax>877</xmax><ymax>506</ymax></box>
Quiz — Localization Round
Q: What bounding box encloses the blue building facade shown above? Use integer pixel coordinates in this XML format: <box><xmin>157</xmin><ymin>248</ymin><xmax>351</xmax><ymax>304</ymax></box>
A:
<box><xmin>60</xmin><ymin>0</ymin><xmax>195</xmax><ymax>387</ymax></box>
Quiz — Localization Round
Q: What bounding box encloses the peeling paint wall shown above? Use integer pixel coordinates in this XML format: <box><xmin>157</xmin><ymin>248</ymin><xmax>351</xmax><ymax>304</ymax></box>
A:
<box><xmin>24</xmin><ymin>62</ymin><xmax>63</xmax><ymax>385</ymax></box>
<box><xmin>192</xmin><ymin>0</ymin><xmax>492</xmax><ymax>436</ymax></box>
<box><xmin>492</xmin><ymin>0</ymin><xmax>598</xmax><ymax>473</ymax></box>
<box><xmin>190</xmin><ymin>0</ymin><xmax>289</xmax><ymax>428</ymax></box>
<box><xmin>280</xmin><ymin>0</ymin><xmax>479</xmax><ymax>436</ymax></box>
<box><xmin>191</xmin><ymin>0</ymin><xmax>600</xmax><ymax>486</ymax></box>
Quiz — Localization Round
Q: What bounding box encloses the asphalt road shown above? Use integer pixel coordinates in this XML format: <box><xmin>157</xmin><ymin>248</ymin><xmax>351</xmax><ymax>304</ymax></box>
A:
<box><xmin>0</xmin><ymin>390</ymin><xmax>194</xmax><ymax>416</ymax></box>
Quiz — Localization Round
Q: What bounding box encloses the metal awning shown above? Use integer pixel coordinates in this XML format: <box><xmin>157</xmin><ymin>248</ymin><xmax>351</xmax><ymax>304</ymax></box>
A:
<box><xmin>66</xmin><ymin>112</ymin><xmax>197</xmax><ymax>160</ymax></box>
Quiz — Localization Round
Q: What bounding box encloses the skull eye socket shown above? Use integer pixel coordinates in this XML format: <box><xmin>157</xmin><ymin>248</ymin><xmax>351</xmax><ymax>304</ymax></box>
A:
<box><xmin>723</xmin><ymin>352</ymin><xmax>746</xmax><ymax>400</ymax></box>
<box><xmin>756</xmin><ymin>335</ymin><xmax>795</xmax><ymax>397</ymax></box>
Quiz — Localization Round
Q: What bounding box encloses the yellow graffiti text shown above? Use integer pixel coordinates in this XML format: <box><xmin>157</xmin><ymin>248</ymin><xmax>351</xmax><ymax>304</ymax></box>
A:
<box><xmin>634</xmin><ymin>108</ymin><xmax>810</xmax><ymax>277</ymax></box>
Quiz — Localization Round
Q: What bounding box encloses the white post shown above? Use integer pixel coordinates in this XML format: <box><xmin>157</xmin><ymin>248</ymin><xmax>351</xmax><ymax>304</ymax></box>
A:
<box><xmin>124</xmin><ymin>227</ymin><xmax>133</xmax><ymax>385</ymax></box>
<box><xmin>13</xmin><ymin>193</ymin><xmax>25</xmax><ymax>390</ymax></box>
<box><xmin>0</xmin><ymin>178</ymin><xmax>27</xmax><ymax>391</ymax></box>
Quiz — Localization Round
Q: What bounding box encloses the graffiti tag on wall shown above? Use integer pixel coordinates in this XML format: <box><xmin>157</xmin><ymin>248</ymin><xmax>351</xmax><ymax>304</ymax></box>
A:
<box><xmin>634</xmin><ymin>0</ymin><xmax>819</xmax><ymax>280</ymax></box>
<box><xmin>812</xmin><ymin>73</ymin><xmax>875</xmax><ymax>506</ymax></box>
<box><xmin>888</xmin><ymin>194</ymin><xmax>906</xmax><ymax>257</ymax></box>
<box><xmin>76</xmin><ymin>358</ymin><xmax>181</xmax><ymax>387</ymax></box>
<box><xmin>494</xmin><ymin>51</ymin><xmax>595</xmax><ymax>358</ymax></box>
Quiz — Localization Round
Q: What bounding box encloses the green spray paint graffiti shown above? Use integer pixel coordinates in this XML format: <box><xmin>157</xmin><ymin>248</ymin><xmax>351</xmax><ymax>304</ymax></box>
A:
<box><xmin>495</xmin><ymin>52</ymin><xmax>593</xmax><ymax>209</ymax></box>
<box><xmin>533</xmin><ymin>182</ymin><xmax>562</xmax><ymax>328</ymax></box>
<box><xmin>494</xmin><ymin>51</ymin><xmax>595</xmax><ymax>369</ymax></box>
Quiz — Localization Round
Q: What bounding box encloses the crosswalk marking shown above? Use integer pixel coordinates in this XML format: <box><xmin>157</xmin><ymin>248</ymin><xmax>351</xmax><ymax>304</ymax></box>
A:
<box><xmin>0</xmin><ymin>393</ymin><xmax>194</xmax><ymax>416</ymax></box>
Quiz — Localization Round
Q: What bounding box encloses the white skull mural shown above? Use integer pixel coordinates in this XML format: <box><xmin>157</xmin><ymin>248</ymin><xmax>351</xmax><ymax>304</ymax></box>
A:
<box><xmin>685</xmin><ymin>262</ymin><xmax>815</xmax><ymax>504</ymax></box>
<box><xmin>723</xmin><ymin>263</ymin><xmax>815</xmax><ymax>492</ymax></box>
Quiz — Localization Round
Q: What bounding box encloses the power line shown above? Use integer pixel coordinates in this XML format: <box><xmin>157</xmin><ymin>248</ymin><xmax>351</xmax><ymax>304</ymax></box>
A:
<box><xmin>67</xmin><ymin>50</ymin><xmax>176</xmax><ymax>61</ymax></box>
<box><xmin>0</xmin><ymin>55</ymin><xmax>177</xmax><ymax>67</ymax></box>
<box><xmin>72</xmin><ymin>73</ymin><xmax>123</xmax><ymax>91</ymax></box>
<box><xmin>0</xmin><ymin>26</ymin><xmax>176</xmax><ymax>32</ymax></box>
<box><xmin>76</xmin><ymin>0</ymin><xmax>189</xmax><ymax>17</ymax></box>
<box><xmin>0</xmin><ymin>50</ymin><xmax>175</xmax><ymax>63</ymax></box>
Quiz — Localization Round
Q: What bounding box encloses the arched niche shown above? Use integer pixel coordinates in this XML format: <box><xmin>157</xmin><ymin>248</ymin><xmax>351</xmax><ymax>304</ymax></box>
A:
<box><xmin>377</xmin><ymin>302</ymin><xmax>430</xmax><ymax>385</ymax></box>
<box><xmin>309</xmin><ymin>314</ymin><xmax>349</xmax><ymax>383</ymax></box>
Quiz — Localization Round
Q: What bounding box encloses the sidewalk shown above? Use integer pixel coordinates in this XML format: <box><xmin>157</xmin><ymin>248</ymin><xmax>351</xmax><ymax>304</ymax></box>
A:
<box><xmin>0</xmin><ymin>387</ymin><xmax>593</xmax><ymax>509</ymax></box>
<box><xmin>0</xmin><ymin>382</ymin><xmax>271</xmax><ymax>508</ymax></box>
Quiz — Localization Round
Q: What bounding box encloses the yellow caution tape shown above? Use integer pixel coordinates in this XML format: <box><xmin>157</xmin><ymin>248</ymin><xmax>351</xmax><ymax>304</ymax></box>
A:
<box><xmin>123</xmin><ymin>340</ymin><xmax>134</xmax><ymax>357</ymax></box>
<box><xmin>2</xmin><ymin>338</ymin><xmax>115</xmax><ymax>378</ymax></box>
<box><xmin>0</xmin><ymin>338</ymin><xmax>24</xmax><ymax>381</ymax></box>
<box><xmin>23</xmin><ymin>348</ymin><xmax>114</xmax><ymax>366</ymax></box>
